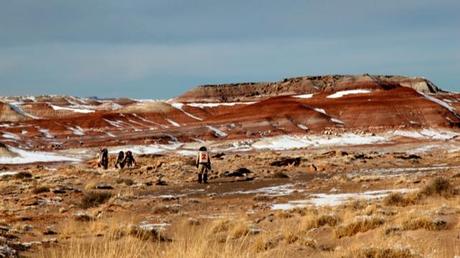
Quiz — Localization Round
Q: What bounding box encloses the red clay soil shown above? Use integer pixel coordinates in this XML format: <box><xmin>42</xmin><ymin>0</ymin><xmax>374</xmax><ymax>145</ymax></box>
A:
<box><xmin>0</xmin><ymin>75</ymin><xmax>459</xmax><ymax>151</ymax></box>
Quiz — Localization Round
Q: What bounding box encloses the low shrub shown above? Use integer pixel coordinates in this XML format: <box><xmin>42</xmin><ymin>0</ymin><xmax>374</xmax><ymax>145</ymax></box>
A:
<box><xmin>335</xmin><ymin>215</ymin><xmax>384</xmax><ymax>238</ymax></box>
<box><xmin>80</xmin><ymin>191</ymin><xmax>112</xmax><ymax>209</ymax></box>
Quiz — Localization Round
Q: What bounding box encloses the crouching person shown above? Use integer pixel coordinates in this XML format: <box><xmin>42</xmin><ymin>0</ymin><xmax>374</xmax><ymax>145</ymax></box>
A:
<box><xmin>124</xmin><ymin>151</ymin><xmax>136</xmax><ymax>168</ymax></box>
<box><xmin>196</xmin><ymin>146</ymin><xmax>211</xmax><ymax>184</ymax></box>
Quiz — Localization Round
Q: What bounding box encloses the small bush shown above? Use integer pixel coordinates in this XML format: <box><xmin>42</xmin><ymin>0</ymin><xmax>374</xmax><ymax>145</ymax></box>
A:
<box><xmin>383</xmin><ymin>192</ymin><xmax>416</xmax><ymax>207</ymax></box>
<box><xmin>272</xmin><ymin>171</ymin><xmax>289</xmax><ymax>179</ymax></box>
<box><xmin>345</xmin><ymin>247</ymin><xmax>417</xmax><ymax>258</ymax></box>
<box><xmin>80</xmin><ymin>191</ymin><xmax>112</xmax><ymax>209</ymax></box>
<box><xmin>401</xmin><ymin>216</ymin><xmax>448</xmax><ymax>231</ymax></box>
<box><xmin>32</xmin><ymin>186</ymin><xmax>50</xmax><ymax>194</ymax></box>
<box><xmin>116</xmin><ymin>178</ymin><xmax>135</xmax><ymax>186</ymax></box>
<box><xmin>420</xmin><ymin>177</ymin><xmax>454</xmax><ymax>197</ymax></box>
<box><xmin>335</xmin><ymin>216</ymin><xmax>384</xmax><ymax>238</ymax></box>
<box><xmin>14</xmin><ymin>171</ymin><xmax>32</xmax><ymax>180</ymax></box>
<box><xmin>303</xmin><ymin>214</ymin><xmax>340</xmax><ymax>230</ymax></box>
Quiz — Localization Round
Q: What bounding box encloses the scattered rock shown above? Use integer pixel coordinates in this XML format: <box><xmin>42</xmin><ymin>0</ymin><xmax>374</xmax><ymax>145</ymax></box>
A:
<box><xmin>73</xmin><ymin>211</ymin><xmax>94</xmax><ymax>222</ymax></box>
<box><xmin>43</xmin><ymin>227</ymin><xmax>57</xmax><ymax>235</ymax></box>
<box><xmin>128</xmin><ymin>224</ymin><xmax>171</xmax><ymax>242</ymax></box>
<box><xmin>95</xmin><ymin>184</ymin><xmax>113</xmax><ymax>190</ymax></box>
<box><xmin>222</xmin><ymin>168</ymin><xmax>252</xmax><ymax>177</ymax></box>
<box><xmin>0</xmin><ymin>244</ymin><xmax>16</xmax><ymax>258</ymax></box>
<box><xmin>394</xmin><ymin>154</ymin><xmax>421</xmax><ymax>160</ymax></box>
<box><xmin>187</xmin><ymin>218</ymin><xmax>200</xmax><ymax>226</ymax></box>
<box><xmin>270</xmin><ymin>157</ymin><xmax>301</xmax><ymax>167</ymax></box>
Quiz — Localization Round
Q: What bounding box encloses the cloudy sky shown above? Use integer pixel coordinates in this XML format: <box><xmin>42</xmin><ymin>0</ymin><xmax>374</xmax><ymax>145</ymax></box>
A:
<box><xmin>1</xmin><ymin>0</ymin><xmax>459</xmax><ymax>98</ymax></box>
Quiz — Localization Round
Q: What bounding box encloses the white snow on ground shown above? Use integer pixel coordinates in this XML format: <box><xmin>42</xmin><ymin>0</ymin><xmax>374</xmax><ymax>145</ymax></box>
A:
<box><xmin>0</xmin><ymin>171</ymin><xmax>19</xmax><ymax>178</ymax></box>
<box><xmin>327</xmin><ymin>89</ymin><xmax>372</xmax><ymax>99</ymax></box>
<box><xmin>0</xmin><ymin>147</ymin><xmax>80</xmax><ymax>164</ymax></box>
<box><xmin>206</xmin><ymin>125</ymin><xmax>228</xmax><ymax>137</ymax></box>
<box><xmin>166</xmin><ymin>119</ymin><xmax>181</xmax><ymax>127</ymax></box>
<box><xmin>314</xmin><ymin>108</ymin><xmax>327</xmax><ymax>115</ymax></box>
<box><xmin>2</xmin><ymin>133</ymin><xmax>20</xmax><ymax>140</ymax></box>
<box><xmin>418</xmin><ymin>91</ymin><xmax>456</xmax><ymax>113</ymax></box>
<box><xmin>224</xmin><ymin>184</ymin><xmax>298</xmax><ymax>196</ymax></box>
<box><xmin>297</xmin><ymin>124</ymin><xmax>309</xmax><ymax>130</ymax></box>
<box><xmin>68</xmin><ymin>126</ymin><xmax>85</xmax><ymax>136</ymax></box>
<box><xmin>360</xmin><ymin>165</ymin><xmax>455</xmax><ymax>175</ymax></box>
<box><xmin>252</xmin><ymin>134</ymin><xmax>386</xmax><ymax>151</ymax></box>
<box><xmin>38</xmin><ymin>129</ymin><xmax>54</xmax><ymax>139</ymax></box>
<box><xmin>49</xmin><ymin>104</ymin><xmax>95</xmax><ymax>113</ymax></box>
<box><xmin>8</xmin><ymin>102</ymin><xmax>40</xmax><ymax>119</ymax></box>
<box><xmin>294</xmin><ymin>94</ymin><xmax>314</xmax><ymax>99</ymax></box>
<box><xmin>187</xmin><ymin>102</ymin><xmax>256</xmax><ymax>108</ymax></box>
<box><xmin>271</xmin><ymin>188</ymin><xmax>414</xmax><ymax>210</ymax></box>
<box><xmin>393</xmin><ymin>129</ymin><xmax>458</xmax><ymax>140</ymax></box>
<box><xmin>170</xmin><ymin>103</ymin><xmax>203</xmax><ymax>121</ymax></box>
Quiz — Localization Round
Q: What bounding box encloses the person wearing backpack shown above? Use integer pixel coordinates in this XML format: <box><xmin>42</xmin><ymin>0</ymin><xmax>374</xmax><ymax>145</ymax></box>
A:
<box><xmin>196</xmin><ymin>146</ymin><xmax>211</xmax><ymax>184</ymax></box>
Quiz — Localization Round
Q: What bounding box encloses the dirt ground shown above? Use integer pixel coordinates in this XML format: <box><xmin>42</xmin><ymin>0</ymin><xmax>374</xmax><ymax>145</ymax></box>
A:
<box><xmin>1</xmin><ymin>140</ymin><xmax>460</xmax><ymax>257</ymax></box>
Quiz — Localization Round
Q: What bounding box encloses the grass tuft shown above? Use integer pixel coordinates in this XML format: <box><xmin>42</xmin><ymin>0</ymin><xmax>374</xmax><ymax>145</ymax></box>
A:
<box><xmin>80</xmin><ymin>191</ymin><xmax>112</xmax><ymax>209</ymax></box>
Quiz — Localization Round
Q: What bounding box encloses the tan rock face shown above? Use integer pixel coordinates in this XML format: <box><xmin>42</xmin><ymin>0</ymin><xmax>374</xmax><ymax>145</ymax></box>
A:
<box><xmin>175</xmin><ymin>75</ymin><xmax>441</xmax><ymax>103</ymax></box>
<box><xmin>0</xmin><ymin>102</ymin><xmax>27</xmax><ymax>122</ymax></box>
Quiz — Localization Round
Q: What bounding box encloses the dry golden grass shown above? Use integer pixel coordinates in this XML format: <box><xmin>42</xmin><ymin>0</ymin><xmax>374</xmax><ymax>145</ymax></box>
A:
<box><xmin>31</xmin><ymin>185</ymin><xmax>50</xmax><ymax>194</ymax></box>
<box><xmin>36</xmin><ymin>218</ymin><xmax>285</xmax><ymax>258</ymax></box>
<box><xmin>335</xmin><ymin>215</ymin><xmax>385</xmax><ymax>238</ymax></box>
<box><xmin>80</xmin><ymin>191</ymin><xmax>113</xmax><ymax>209</ymax></box>
<box><xmin>401</xmin><ymin>216</ymin><xmax>448</xmax><ymax>231</ymax></box>
<box><xmin>420</xmin><ymin>177</ymin><xmax>455</xmax><ymax>197</ymax></box>
<box><xmin>301</xmin><ymin>213</ymin><xmax>340</xmax><ymax>230</ymax></box>
<box><xmin>343</xmin><ymin>247</ymin><xmax>417</xmax><ymax>258</ymax></box>
<box><xmin>383</xmin><ymin>192</ymin><xmax>417</xmax><ymax>207</ymax></box>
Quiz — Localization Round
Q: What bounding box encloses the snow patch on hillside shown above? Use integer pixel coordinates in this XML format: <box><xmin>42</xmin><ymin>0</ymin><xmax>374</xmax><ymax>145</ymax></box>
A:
<box><xmin>187</xmin><ymin>102</ymin><xmax>255</xmax><ymax>108</ymax></box>
<box><xmin>166</xmin><ymin>119</ymin><xmax>181</xmax><ymax>127</ymax></box>
<box><xmin>252</xmin><ymin>133</ymin><xmax>386</xmax><ymax>151</ymax></box>
<box><xmin>314</xmin><ymin>108</ymin><xmax>327</xmax><ymax>115</ymax></box>
<box><xmin>393</xmin><ymin>129</ymin><xmax>458</xmax><ymax>140</ymax></box>
<box><xmin>294</xmin><ymin>94</ymin><xmax>314</xmax><ymax>99</ymax></box>
<box><xmin>49</xmin><ymin>104</ymin><xmax>95</xmax><ymax>113</ymax></box>
<box><xmin>68</xmin><ymin>126</ymin><xmax>85</xmax><ymax>136</ymax></box>
<box><xmin>418</xmin><ymin>92</ymin><xmax>456</xmax><ymax>113</ymax></box>
<box><xmin>38</xmin><ymin>129</ymin><xmax>54</xmax><ymax>139</ymax></box>
<box><xmin>171</xmin><ymin>103</ymin><xmax>203</xmax><ymax>121</ymax></box>
<box><xmin>8</xmin><ymin>102</ymin><xmax>40</xmax><ymax>119</ymax></box>
<box><xmin>327</xmin><ymin>89</ymin><xmax>372</xmax><ymax>99</ymax></box>
<box><xmin>206</xmin><ymin>125</ymin><xmax>228</xmax><ymax>137</ymax></box>
<box><xmin>2</xmin><ymin>132</ymin><xmax>20</xmax><ymax>140</ymax></box>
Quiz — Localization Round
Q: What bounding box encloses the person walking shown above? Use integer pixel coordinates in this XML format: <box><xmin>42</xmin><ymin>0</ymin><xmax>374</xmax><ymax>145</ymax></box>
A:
<box><xmin>115</xmin><ymin>151</ymin><xmax>125</xmax><ymax>169</ymax></box>
<box><xmin>196</xmin><ymin>146</ymin><xmax>211</xmax><ymax>184</ymax></box>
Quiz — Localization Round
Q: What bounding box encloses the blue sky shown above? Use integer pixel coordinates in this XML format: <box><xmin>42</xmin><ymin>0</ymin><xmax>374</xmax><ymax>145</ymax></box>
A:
<box><xmin>0</xmin><ymin>0</ymin><xmax>459</xmax><ymax>98</ymax></box>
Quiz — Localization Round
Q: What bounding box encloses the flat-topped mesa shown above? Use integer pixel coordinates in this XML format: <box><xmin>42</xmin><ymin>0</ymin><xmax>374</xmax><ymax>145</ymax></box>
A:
<box><xmin>176</xmin><ymin>74</ymin><xmax>442</xmax><ymax>103</ymax></box>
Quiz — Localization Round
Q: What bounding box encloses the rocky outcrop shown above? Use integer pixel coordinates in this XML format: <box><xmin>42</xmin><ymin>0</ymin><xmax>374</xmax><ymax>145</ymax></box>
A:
<box><xmin>176</xmin><ymin>74</ymin><xmax>441</xmax><ymax>103</ymax></box>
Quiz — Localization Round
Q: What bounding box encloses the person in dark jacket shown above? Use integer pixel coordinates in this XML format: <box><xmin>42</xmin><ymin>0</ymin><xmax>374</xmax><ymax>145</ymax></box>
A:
<box><xmin>124</xmin><ymin>150</ymin><xmax>136</xmax><ymax>168</ymax></box>
<box><xmin>195</xmin><ymin>146</ymin><xmax>211</xmax><ymax>183</ymax></box>
<box><xmin>115</xmin><ymin>151</ymin><xmax>125</xmax><ymax>169</ymax></box>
